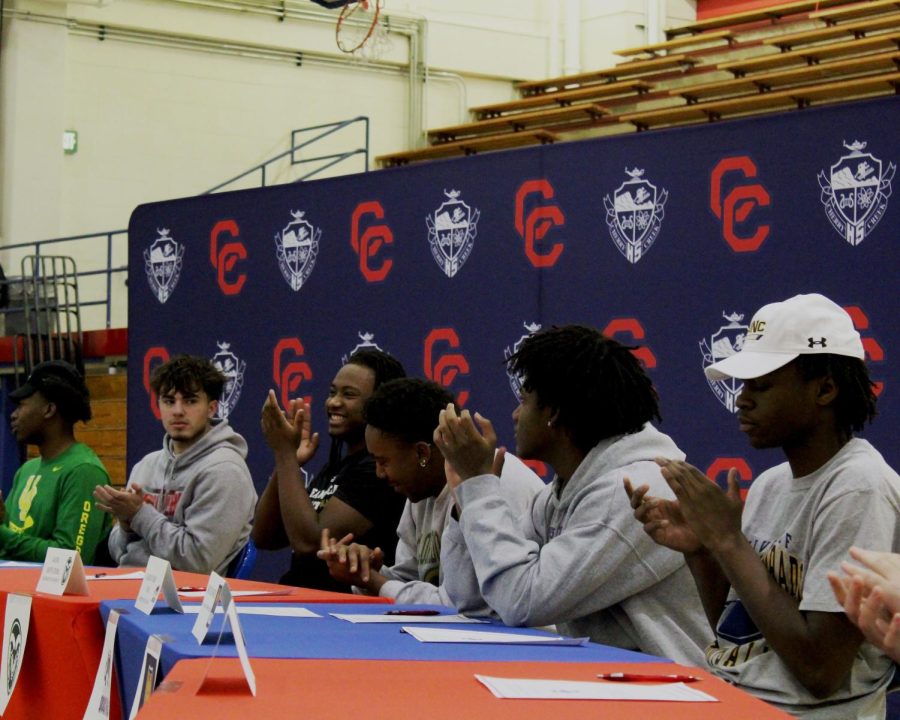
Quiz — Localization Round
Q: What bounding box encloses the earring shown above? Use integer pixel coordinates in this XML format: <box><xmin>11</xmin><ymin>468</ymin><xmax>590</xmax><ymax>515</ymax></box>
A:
<box><xmin>419</xmin><ymin>458</ymin><xmax>428</xmax><ymax>468</ymax></box>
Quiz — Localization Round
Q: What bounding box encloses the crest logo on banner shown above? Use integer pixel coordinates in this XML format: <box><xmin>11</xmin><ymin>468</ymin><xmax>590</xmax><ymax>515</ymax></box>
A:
<box><xmin>211</xmin><ymin>342</ymin><xmax>246</xmax><ymax>420</ymax></box>
<box><xmin>700</xmin><ymin>311</ymin><xmax>749</xmax><ymax>413</ymax></box>
<box><xmin>818</xmin><ymin>140</ymin><xmax>895</xmax><ymax>246</ymax></box>
<box><xmin>426</xmin><ymin>190</ymin><xmax>480</xmax><ymax>278</ymax></box>
<box><xmin>143</xmin><ymin>228</ymin><xmax>184</xmax><ymax>304</ymax></box>
<box><xmin>603</xmin><ymin>168</ymin><xmax>668</xmax><ymax>264</ymax></box>
<box><xmin>504</xmin><ymin>322</ymin><xmax>541</xmax><ymax>400</ymax></box>
<box><xmin>275</xmin><ymin>211</ymin><xmax>321</xmax><ymax>291</ymax></box>
<box><xmin>342</xmin><ymin>331</ymin><xmax>384</xmax><ymax>364</ymax></box>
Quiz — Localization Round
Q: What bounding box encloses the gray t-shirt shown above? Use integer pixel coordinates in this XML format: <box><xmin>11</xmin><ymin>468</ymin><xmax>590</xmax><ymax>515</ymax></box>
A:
<box><xmin>707</xmin><ymin>438</ymin><xmax>899</xmax><ymax>719</ymax></box>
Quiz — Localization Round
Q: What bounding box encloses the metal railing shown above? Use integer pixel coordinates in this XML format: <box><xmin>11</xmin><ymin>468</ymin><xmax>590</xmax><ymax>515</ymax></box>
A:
<box><xmin>11</xmin><ymin>255</ymin><xmax>85</xmax><ymax>378</ymax></box>
<box><xmin>205</xmin><ymin>116</ymin><xmax>370</xmax><ymax>193</ymax></box>
<box><xmin>2</xmin><ymin>117</ymin><xmax>370</xmax><ymax>334</ymax></box>
<box><xmin>1</xmin><ymin>230</ymin><xmax>127</xmax><ymax>331</ymax></box>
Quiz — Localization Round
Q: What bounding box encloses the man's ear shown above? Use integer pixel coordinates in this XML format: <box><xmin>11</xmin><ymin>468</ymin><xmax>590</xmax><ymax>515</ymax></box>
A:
<box><xmin>415</xmin><ymin>441</ymin><xmax>432</xmax><ymax>467</ymax></box>
<box><xmin>547</xmin><ymin>406</ymin><xmax>561</xmax><ymax>429</ymax></box>
<box><xmin>815</xmin><ymin>374</ymin><xmax>839</xmax><ymax>407</ymax></box>
<box><xmin>208</xmin><ymin>399</ymin><xmax>219</xmax><ymax>419</ymax></box>
<box><xmin>43</xmin><ymin>401</ymin><xmax>58</xmax><ymax>420</ymax></box>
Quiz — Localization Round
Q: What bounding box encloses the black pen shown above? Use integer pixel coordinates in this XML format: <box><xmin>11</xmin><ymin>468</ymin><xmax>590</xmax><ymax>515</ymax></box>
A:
<box><xmin>384</xmin><ymin>609</ymin><xmax>441</xmax><ymax>616</ymax></box>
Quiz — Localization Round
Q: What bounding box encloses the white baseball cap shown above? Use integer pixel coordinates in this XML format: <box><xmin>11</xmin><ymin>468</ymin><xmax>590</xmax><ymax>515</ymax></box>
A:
<box><xmin>705</xmin><ymin>293</ymin><xmax>865</xmax><ymax>381</ymax></box>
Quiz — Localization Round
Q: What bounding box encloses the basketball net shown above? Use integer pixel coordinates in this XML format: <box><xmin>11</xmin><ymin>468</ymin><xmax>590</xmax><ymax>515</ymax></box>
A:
<box><xmin>335</xmin><ymin>0</ymin><xmax>391</xmax><ymax>62</ymax></box>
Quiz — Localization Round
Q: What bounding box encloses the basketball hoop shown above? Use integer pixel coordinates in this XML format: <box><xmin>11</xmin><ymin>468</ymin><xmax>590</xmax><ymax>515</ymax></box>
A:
<box><xmin>335</xmin><ymin>0</ymin><xmax>383</xmax><ymax>55</ymax></box>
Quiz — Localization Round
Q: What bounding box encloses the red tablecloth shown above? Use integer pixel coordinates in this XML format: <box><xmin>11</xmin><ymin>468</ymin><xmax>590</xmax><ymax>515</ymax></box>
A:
<box><xmin>138</xmin><ymin>658</ymin><xmax>793</xmax><ymax>719</ymax></box>
<box><xmin>0</xmin><ymin>566</ymin><xmax>389</xmax><ymax>720</ymax></box>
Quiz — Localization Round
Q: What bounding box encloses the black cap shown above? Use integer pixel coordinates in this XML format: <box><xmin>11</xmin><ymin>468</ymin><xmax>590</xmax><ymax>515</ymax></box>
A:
<box><xmin>10</xmin><ymin>360</ymin><xmax>87</xmax><ymax>401</ymax></box>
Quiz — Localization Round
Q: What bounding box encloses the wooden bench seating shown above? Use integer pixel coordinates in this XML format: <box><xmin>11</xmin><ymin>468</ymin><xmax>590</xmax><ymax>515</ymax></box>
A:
<box><xmin>763</xmin><ymin>12</ymin><xmax>900</xmax><ymax>52</ymax></box>
<box><xmin>515</xmin><ymin>54</ymin><xmax>698</xmax><ymax>95</ymax></box>
<box><xmin>377</xmin><ymin>129</ymin><xmax>559</xmax><ymax>168</ymax></box>
<box><xmin>673</xmin><ymin>50</ymin><xmax>900</xmax><ymax>102</ymax></box>
<box><xmin>428</xmin><ymin>103</ymin><xmax>609</xmax><ymax>143</ymax></box>
<box><xmin>811</xmin><ymin>0</ymin><xmax>900</xmax><ymax>25</ymax></box>
<box><xmin>615</xmin><ymin>29</ymin><xmax>735</xmax><ymax>58</ymax></box>
<box><xmin>664</xmin><ymin>0</ymin><xmax>856</xmax><ymax>38</ymax></box>
<box><xmin>619</xmin><ymin>71</ymin><xmax>900</xmax><ymax>130</ymax></box>
<box><xmin>471</xmin><ymin>79</ymin><xmax>652</xmax><ymax>119</ymax></box>
<box><xmin>720</xmin><ymin>31</ymin><xmax>900</xmax><ymax>75</ymax></box>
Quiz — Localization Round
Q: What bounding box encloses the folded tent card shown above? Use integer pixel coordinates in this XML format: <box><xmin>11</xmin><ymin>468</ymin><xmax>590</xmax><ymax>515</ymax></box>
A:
<box><xmin>36</xmin><ymin>548</ymin><xmax>88</xmax><ymax>596</ymax></box>
<box><xmin>475</xmin><ymin>675</ymin><xmax>718</xmax><ymax>702</ymax></box>
<box><xmin>400</xmin><ymin>627</ymin><xmax>589</xmax><ymax>645</ymax></box>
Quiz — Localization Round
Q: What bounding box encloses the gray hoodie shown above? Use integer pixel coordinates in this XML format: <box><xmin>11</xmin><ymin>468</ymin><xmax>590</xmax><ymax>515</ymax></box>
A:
<box><xmin>448</xmin><ymin>424</ymin><xmax>710</xmax><ymax>665</ymax></box>
<box><xmin>109</xmin><ymin>420</ymin><xmax>257</xmax><ymax>575</ymax></box>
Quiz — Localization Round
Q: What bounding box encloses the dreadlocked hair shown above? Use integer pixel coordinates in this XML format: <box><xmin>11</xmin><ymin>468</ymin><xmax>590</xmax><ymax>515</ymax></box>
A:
<box><xmin>364</xmin><ymin>378</ymin><xmax>456</xmax><ymax>444</ymax></box>
<box><xmin>326</xmin><ymin>348</ymin><xmax>407</xmax><ymax>470</ymax></box>
<box><xmin>507</xmin><ymin>325</ymin><xmax>661</xmax><ymax>454</ymax></box>
<box><xmin>794</xmin><ymin>354</ymin><xmax>878</xmax><ymax>434</ymax></box>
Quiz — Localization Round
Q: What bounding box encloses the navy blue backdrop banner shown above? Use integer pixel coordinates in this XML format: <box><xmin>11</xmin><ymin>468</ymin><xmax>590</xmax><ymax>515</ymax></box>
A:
<box><xmin>129</xmin><ymin>96</ymin><xmax>899</xmax><ymax>580</ymax></box>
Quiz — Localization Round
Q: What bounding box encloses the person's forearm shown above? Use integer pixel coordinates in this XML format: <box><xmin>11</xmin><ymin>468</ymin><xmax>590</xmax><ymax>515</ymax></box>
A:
<box><xmin>684</xmin><ymin>548</ymin><xmax>731</xmax><ymax>631</ymax></box>
<box><xmin>710</xmin><ymin>534</ymin><xmax>857</xmax><ymax>697</ymax></box>
<box><xmin>273</xmin><ymin>447</ymin><xmax>321</xmax><ymax>555</ymax></box>
<box><xmin>252</xmin><ymin>472</ymin><xmax>287</xmax><ymax>549</ymax></box>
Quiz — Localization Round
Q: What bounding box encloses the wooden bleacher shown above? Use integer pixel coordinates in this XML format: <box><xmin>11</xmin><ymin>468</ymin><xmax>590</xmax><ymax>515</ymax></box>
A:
<box><xmin>763</xmin><ymin>11</ymin><xmax>900</xmax><ymax>51</ymax></box>
<box><xmin>376</xmin><ymin>0</ymin><xmax>900</xmax><ymax>168</ymax></box>
<box><xmin>378</xmin><ymin>129</ymin><xmax>559</xmax><ymax>168</ymax></box>
<box><xmin>811</xmin><ymin>0</ymin><xmax>900</xmax><ymax>25</ymax></box>
<box><xmin>673</xmin><ymin>50</ymin><xmax>900</xmax><ymax>102</ymax></box>
<box><xmin>77</xmin><ymin>372</ymin><xmax>127</xmax><ymax>487</ymax></box>
<box><xmin>471</xmin><ymin>79</ymin><xmax>652</xmax><ymax>119</ymax></box>
<box><xmin>428</xmin><ymin>104</ymin><xmax>608</xmax><ymax>144</ymax></box>
<box><xmin>664</xmin><ymin>0</ymin><xmax>856</xmax><ymax>38</ymax></box>
<box><xmin>619</xmin><ymin>71</ymin><xmax>900</xmax><ymax>131</ymax></box>
<box><xmin>614</xmin><ymin>29</ymin><xmax>736</xmax><ymax>58</ymax></box>
<box><xmin>719</xmin><ymin>31</ymin><xmax>900</xmax><ymax>75</ymax></box>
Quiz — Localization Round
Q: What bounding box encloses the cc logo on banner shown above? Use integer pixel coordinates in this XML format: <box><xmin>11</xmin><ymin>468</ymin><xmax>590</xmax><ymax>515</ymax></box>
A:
<box><xmin>706</xmin><ymin>457</ymin><xmax>754</xmax><ymax>501</ymax></box>
<box><xmin>351</xmin><ymin>201</ymin><xmax>394</xmax><ymax>282</ymax></box>
<box><xmin>844</xmin><ymin>305</ymin><xmax>885</xmax><ymax>396</ymax></box>
<box><xmin>602</xmin><ymin>318</ymin><xmax>657</xmax><ymax>369</ymax></box>
<box><xmin>523</xmin><ymin>459</ymin><xmax>550</xmax><ymax>481</ymax></box>
<box><xmin>273</xmin><ymin>338</ymin><xmax>314</xmax><ymax>410</ymax></box>
<box><xmin>514</xmin><ymin>179</ymin><xmax>565</xmax><ymax>268</ymax></box>
<box><xmin>424</xmin><ymin>328</ymin><xmax>470</xmax><ymax>407</ymax></box>
<box><xmin>210</xmin><ymin>219</ymin><xmax>248</xmax><ymax>295</ymax></box>
<box><xmin>710</xmin><ymin>156</ymin><xmax>771</xmax><ymax>253</ymax></box>
<box><xmin>142</xmin><ymin>346</ymin><xmax>170</xmax><ymax>420</ymax></box>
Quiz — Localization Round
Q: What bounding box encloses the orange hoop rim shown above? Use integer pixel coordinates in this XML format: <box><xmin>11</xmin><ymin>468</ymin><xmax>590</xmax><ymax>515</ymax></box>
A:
<box><xmin>335</xmin><ymin>0</ymin><xmax>381</xmax><ymax>54</ymax></box>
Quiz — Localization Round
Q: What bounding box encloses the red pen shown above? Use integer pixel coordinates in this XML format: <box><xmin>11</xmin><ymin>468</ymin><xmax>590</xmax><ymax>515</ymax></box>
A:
<box><xmin>597</xmin><ymin>672</ymin><xmax>701</xmax><ymax>683</ymax></box>
<box><xmin>384</xmin><ymin>610</ymin><xmax>441</xmax><ymax>616</ymax></box>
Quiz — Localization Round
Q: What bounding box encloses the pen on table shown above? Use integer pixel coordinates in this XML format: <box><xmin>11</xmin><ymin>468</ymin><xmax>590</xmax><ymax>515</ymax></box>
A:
<box><xmin>177</xmin><ymin>586</ymin><xmax>206</xmax><ymax>592</ymax></box>
<box><xmin>597</xmin><ymin>673</ymin><xmax>701</xmax><ymax>683</ymax></box>
<box><xmin>383</xmin><ymin>610</ymin><xmax>441</xmax><ymax>616</ymax></box>
<box><xmin>90</xmin><ymin>573</ymin><xmax>107</xmax><ymax>579</ymax></box>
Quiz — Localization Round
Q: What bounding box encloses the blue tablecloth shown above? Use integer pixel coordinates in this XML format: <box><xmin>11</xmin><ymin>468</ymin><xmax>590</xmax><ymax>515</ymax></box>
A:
<box><xmin>101</xmin><ymin>600</ymin><xmax>664</xmax><ymax>717</ymax></box>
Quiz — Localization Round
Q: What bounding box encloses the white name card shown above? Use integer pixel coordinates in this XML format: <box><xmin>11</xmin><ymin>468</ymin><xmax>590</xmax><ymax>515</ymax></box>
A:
<box><xmin>36</xmin><ymin>548</ymin><xmax>88</xmax><ymax>596</ymax></box>
<box><xmin>83</xmin><ymin>609</ymin><xmax>120</xmax><ymax>720</ymax></box>
<box><xmin>191</xmin><ymin>572</ymin><xmax>256</xmax><ymax>696</ymax></box>
<box><xmin>134</xmin><ymin>556</ymin><xmax>184</xmax><ymax>615</ymax></box>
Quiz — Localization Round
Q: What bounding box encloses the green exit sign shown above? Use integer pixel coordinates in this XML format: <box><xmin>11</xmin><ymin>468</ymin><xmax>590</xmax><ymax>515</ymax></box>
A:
<box><xmin>63</xmin><ymin>130</ymin><xmax>78</xmax><ymax>155</ymax></box>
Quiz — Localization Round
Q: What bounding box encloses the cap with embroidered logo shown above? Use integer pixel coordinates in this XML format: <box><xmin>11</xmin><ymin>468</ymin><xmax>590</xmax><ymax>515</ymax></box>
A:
<box><xmin>704</xmin><ymin>293</ymin><xmax>865</xmax><ymax>381</ymax></box>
